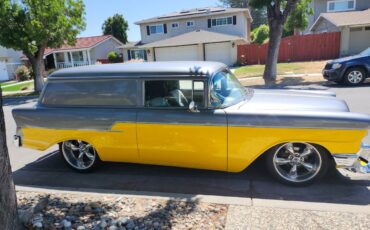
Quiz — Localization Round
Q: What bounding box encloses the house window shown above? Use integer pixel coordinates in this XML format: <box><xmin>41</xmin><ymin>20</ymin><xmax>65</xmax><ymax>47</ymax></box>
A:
<box><xmin>172</xmin><ymin>22</ymin><xmax>179</xmax><ymax>28</ymax></box>
<box><xmin>327</xmin><ymin>0</ymin><xmax>355</xmax><ymax>12</ymax></box>
<box><xmin>72</xmin><ymin>51</ymin><xmax>84</xmax><ymax>62</ymax></box>
<box><xmin>149</xmin><ymin>24</ymin><xmax>164</xmax><ymax>34</ymax></box>
<box><xmin>211</xmin><ymin>17</ymin><xmax>233</xmax><ymax>26</ymax></box>
<box><xmin>130</xmin><ymin>49</ymin><xmax>147</xmax><ymax>60</ymax></box>
<box><xmin>350</xmin><ymin>27</ymin><xmax>363</xmax><ymax>32</ymax></box>
<box><xmin>55</xmin><ymin>53</ymin><xmax>65</xmax><ymax>62</ymax></box>
<box><xmin>186</xmin><ymin>21</ymin><xmax>194</xmax><ymax>27</ymax></box>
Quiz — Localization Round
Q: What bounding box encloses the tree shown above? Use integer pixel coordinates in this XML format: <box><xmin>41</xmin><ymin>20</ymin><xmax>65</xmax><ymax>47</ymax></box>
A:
<box><xmin>0</xmin><ymin>0</ymin><xmax>86</xmax><ymax>92</ymax></box>
<box><xmin>102</xmin><ymin>14</ymin><xmax>129</xmax><ymax>44</ymax></box>
<box><xmin>249</xmin><ymin>0</ymin><xmax>302</xmax><ymax>85</ymax></box>
<box><xmin>285</xmin><ymin>0</ymin><xmax>313</xmax><ymax>35</ymax></box>
<box><xmin>0</xmin><ymin>90</ymin><xmax>20</xmax><ymax>229</ymax></box>
<box><xmin>251</xmin><ymin>24</ymin><xmax>269</xmax><ymax>44</ymax></box>
<box><xmin>220</xmin><ymin>0</ymin><xmax>267</xmax><ymax>29</ymax></box>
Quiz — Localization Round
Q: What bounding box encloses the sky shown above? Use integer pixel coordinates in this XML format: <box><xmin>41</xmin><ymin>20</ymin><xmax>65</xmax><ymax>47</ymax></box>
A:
<box><xmin>79</xmin><ymin>0</ymin><xmax>221</xmax><ymax>42</ymax></box>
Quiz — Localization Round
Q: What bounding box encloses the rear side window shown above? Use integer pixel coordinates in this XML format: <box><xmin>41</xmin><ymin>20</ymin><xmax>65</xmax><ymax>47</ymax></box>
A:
<box><xmin>41</xmin><ymin>79</ymin><xmax>137</xmax><ymax>107</ymax></box>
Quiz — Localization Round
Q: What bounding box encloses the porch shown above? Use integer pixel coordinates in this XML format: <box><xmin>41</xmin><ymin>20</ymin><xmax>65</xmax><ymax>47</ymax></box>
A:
<box><xmin>50</xmin><ymin>49</ymin><xmax>92</xmax><ymax>69</ymax></box>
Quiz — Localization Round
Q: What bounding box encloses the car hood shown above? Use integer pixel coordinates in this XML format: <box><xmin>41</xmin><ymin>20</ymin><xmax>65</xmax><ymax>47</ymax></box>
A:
<box><xmin>229</xmin><ymin>89</ymin><xmax>349</xmax><ymax>112</ymax></box>
<box><xmin>329</xmin><ymin>55</ymin><xmax>364</xmax><ymax>63</ymax></box>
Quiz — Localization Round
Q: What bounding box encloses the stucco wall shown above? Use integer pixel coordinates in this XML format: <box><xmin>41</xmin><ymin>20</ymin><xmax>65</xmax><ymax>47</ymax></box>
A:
<box><xmin>0</xmin><ymin>46</ymin><xmax>22</xmax><ymax>63</ymax></box>
<box><xmin>90</xmin><ymin>38</ymin><xmax>123</xmax><ymax>63</ymax></box>
<box><xmin>139</xmin><ymin>12</ymin><xmax>248</xmax><ymax>44</ymax></box>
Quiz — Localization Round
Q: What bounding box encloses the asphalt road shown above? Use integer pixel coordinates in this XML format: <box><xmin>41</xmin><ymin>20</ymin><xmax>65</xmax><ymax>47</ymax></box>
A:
<box><xmin>4</xmin><ymin>81</ymin><xmax>370</xmax><ymax>207</ymax></box>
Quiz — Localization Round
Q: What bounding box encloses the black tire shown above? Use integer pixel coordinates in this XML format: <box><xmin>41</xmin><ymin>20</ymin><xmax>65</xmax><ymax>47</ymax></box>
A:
<box><xmin>343</xmin><ymin>67</ymin><xmax>366</xmax><ymax>86</ymax></box>
<box><xmin>266</xmin><ymin>142</ymin><xmax>330</xmax><ymax>186</ymax></box>
<box><xmin>59</xmin><ymin>140</ymin><xmax>101</xmax><ymax>173</ymax></box>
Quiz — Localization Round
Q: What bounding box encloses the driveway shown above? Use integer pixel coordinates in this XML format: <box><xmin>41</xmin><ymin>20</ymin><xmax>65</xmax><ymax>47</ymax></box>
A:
<box><xmin>4</xmin><ymin>83</ymin><xmax>370</xmax><ymax>208</ymax></box>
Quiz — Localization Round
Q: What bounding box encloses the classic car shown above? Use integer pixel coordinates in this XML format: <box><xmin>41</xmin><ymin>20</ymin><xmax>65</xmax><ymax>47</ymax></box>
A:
<box><xmin>323</xmin><ymin>47</ymin><xmax>370</xmax><ymax>86</ymax></box>
<box><xmin>12</xmin><ymin>62</ymin><xmax>370</xmax><ymax>186</ymax></box>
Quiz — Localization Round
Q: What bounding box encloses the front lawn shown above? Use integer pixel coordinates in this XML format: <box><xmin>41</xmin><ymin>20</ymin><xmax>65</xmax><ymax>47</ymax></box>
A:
<box><xmin>0</xmin><ymin>80</ymin><xmax>17</xmax><ymax>87</ymax></box>
<box><xmin>234</xmin><ymin>61</ymin><xmax>327</xmax><ymax>78</ymax></box>
<box><xmin>2</xmin><ymin>81</ymin><xmax>34</xmax><ymax>92</ymax></box>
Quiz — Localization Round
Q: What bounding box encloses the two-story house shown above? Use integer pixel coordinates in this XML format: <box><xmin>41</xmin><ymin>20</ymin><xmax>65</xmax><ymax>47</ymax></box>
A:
<box><xmin>120</xmin><ymin>7</ymin><xmax>252</xmax><ymax>66</ymax></box>
<box><xmin>307</xmin><ymin>0</ymin><xmax>370</xmax><ymax>56</ymax></box>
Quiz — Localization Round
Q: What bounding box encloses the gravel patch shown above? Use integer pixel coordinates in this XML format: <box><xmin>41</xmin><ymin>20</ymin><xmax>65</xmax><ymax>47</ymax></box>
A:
<box><xmin>17</xmin><ymin>191</ymin><xmax>228</xmax><ymax>230</ymax></box>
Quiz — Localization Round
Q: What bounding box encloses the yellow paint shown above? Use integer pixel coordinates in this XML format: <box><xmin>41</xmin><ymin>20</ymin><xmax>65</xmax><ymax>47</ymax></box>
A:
<box><xmin>21</xmin><ymin>123</ymin><xmax>367</xmax><ymax>172</ymax></box>
<box><xmin>227</xmin><ymin>127</ymin><xmax>367</xmax><ymax>172</ymax></box>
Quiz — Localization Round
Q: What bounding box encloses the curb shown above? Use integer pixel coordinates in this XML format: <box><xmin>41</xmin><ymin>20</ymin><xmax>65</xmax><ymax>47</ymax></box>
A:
<box><xmin>238</xmin><ymin>73</ymin><xmax>322</xmax><ymax>81</ymax></box>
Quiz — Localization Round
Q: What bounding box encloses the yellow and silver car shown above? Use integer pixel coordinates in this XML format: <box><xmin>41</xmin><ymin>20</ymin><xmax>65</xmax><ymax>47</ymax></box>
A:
<box><xmin>13</xmin><ymin>62</ymin><xmax>370</xmax><ymax>186</ymax></box>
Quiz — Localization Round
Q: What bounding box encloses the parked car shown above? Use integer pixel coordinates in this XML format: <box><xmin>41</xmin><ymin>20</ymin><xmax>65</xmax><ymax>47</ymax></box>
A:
<box><xmin>13</xmin><ymin>62</ymin><xmax>370</xmax><ymax>186</ymax></box>
<box><xmin>323</xmin><ymin>47</ymin><xmax>370</xmax><ymax>86</ymax></box>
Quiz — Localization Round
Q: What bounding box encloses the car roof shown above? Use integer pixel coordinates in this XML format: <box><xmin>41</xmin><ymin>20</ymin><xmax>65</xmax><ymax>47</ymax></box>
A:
<box><xmin>48</xmin><ymin>61</ymin><xmax>227</xmax><ymax>79</ymax></box>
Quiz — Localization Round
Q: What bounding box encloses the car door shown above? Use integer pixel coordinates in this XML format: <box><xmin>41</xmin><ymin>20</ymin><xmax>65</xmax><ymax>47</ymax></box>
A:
<box><xmin>136</xmin><ymin>78</ymin><xmax>227</xmax><ymax>171</ymax></box>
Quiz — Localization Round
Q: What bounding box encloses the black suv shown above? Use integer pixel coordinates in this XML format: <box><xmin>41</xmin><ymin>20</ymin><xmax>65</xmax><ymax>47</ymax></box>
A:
<box><xmin>323</xmin><ymin>47</ymin><xmax>370</xmax><ymax>86</ymax></box>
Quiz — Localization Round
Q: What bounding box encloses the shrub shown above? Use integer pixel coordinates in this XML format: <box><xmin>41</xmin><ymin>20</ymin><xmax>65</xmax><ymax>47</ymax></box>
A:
<box><xmin>107</xmin><ymin>51</ymin><xmax>121</xmax><ymax>63</ymax></box>
<box><xmin>252</xmin><ymin>24</ymin><xmax>269</xmax><ymax>45</ymax></box>
<box><xmin>15</xmin><ymin>65</ymin><xmax>31</xmax><ymax>81</ymax></box>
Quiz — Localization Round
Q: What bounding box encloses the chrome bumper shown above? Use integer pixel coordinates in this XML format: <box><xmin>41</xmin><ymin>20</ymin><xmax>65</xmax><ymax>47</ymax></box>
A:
<box><xmin>333</xmin><ymin>143</ymin><xmax>370</xmax><ymax>173</ymax></box>
<box><xmin>13</xmin><ymin>135</ymin><xmax>22</xmax><ymax>147</ymax></box>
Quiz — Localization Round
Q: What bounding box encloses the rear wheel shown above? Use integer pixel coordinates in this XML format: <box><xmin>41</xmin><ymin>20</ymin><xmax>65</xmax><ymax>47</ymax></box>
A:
<box><xmin>60</xmin><ymin>140</ymin><xmax>100</xmax><ymax>172</ymax></box>
<box><xmin>266</xmin><ymin>142</ymin><xmax>329</xmax><ymax>186</ymax></box>
<box><xmin>343</xmin><ymin>67</ymin><xmax>366</xmax><ymax>86</ymax></box>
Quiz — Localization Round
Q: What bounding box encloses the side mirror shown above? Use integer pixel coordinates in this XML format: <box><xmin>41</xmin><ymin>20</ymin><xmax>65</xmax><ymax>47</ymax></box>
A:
<box><xmin>189</xmin><ymin>101</ymin><xmax>199</xmax><ymax>113</ymax></box>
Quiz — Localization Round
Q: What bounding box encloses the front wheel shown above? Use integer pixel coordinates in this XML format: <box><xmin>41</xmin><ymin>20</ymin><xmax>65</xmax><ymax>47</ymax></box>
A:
<box><xmin>343</xmin><ymin>68</ymin><xmax>366</xmax><ymax>86</ymax></box>
<box><xmin>266</xmin><ymin>142</ymin><xmax>329</xmax><ymax>186</ymax></box>
<box><xmin>60</xmin><ymin>140</ymin><xmax>100</xmax><ymax>172</ymax></box>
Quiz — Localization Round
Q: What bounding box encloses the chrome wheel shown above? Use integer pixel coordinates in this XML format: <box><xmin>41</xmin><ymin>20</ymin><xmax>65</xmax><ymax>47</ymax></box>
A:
<box><xmin>272</xmin><ymin>142</ymin><xmax>322</xmax><ymax>183</ymax></box>
<box><xmin>347</xmin><ymin>70</ymin><xmax>363</xmax><ymax>84</ymax></box>
<box><xmin>61</xmin><ymin>140</ymin><xmax>97</xmax><ymax>170</ymax></box>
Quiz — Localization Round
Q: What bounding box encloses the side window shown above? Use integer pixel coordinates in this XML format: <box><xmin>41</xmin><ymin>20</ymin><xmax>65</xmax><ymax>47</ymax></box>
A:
<box><xmin>144</xmin><ymin>79</ymin><xmax>205</xmax><ymax>108</ymax></box>
<box><xmin>41</xmin><ymin>79</ymin><xmax>137</xmax><ymax>107</ymax></box>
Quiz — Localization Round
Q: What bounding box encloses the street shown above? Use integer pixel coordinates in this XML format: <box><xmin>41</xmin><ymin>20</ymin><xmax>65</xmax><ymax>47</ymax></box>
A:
<box><xmin>4</xmin><ymin>82</ymin><xmax>370</xmax><ymax>209</ymax></box>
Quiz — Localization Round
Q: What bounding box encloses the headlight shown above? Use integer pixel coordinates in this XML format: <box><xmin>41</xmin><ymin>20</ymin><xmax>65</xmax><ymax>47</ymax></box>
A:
<box><xmin>332</xmin><ymin>63</ymin><xmax>342</xmax><ymax>69</ymax></box>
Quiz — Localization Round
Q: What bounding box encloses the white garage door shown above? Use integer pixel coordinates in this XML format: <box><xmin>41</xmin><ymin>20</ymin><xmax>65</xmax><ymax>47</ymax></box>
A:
<box><xmin>205</xmin><ymin>42</ymin><xmax>232</xmax><ymax>66</ymax></box>
<box><xmin>349</xmin><ymin>28</ymin><xmax>370</xmax><ymax>55</ymax></box>
<box><xmin>155</xmin><ymin>45</ymin><xmax>199</xmax><ymax>61</ymax></box>
<box><xmin>0</xmin><ymin>61</ymin><xmax>9</xmax><ymax>81</ymax></box>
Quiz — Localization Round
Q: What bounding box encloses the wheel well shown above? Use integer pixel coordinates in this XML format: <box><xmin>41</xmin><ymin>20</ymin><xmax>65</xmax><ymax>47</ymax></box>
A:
<box><xmin>344</xmin><ymin>65</ymin><xmax>369</xmax><ymax>76</ymax></box>
<box><xmin>261</xmin><ymin>142</ymin><xmax>334</xmax><ymax>160</ymax></box>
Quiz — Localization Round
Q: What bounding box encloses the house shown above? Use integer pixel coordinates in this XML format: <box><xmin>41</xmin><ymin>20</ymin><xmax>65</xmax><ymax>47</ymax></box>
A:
<box><xmin>0</xmin><ymin>46</ymin><xmax>22</xmax><ymax>81</ymax></box>
<box><xmin>119</xmin><ymin>7</ymin><xmax>252</xmax><ymax>66</ymax></box>
<box><xmin>44</xmin><ymin>35</ymin><xmax>124</xmax><ymax>69</ymax></box>
<box><xmin>307</xmin><ymin>0</ymin><xmax>370</xmax><ymax>55</ymax></box>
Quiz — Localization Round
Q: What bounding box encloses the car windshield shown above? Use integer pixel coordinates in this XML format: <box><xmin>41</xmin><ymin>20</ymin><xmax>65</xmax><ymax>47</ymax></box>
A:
<box><xmin>360</xmin><ymin>47</ymin><xmax>370</xmax><ymax>56</ymax></box>
<box><xmin>210</xmin><ymin>70</ymin><xmax>251</xmax><ymax>108</ymax></box>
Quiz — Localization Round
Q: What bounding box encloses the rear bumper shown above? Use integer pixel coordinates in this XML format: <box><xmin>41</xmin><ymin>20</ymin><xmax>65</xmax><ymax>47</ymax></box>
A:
<box><xmin>13</xmin><ymin>135</ymin><xmax>22</xmax><ymax>147</ymax></box>
<box><xmin>333</xmin><ymin>143</ymin><xmax>370</xmax><ymax>173</ymax></box>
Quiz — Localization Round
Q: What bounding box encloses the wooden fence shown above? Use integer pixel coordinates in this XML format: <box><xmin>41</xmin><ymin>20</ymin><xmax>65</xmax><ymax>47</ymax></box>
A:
<box><xmin>237</xmin><ymin>32</ymin><xmax>341</xmax><ymax>65</ymax></box>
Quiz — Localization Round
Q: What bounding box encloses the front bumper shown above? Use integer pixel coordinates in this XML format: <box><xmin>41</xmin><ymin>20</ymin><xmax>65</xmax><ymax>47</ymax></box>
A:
<box><xmin>322</xmin><ymin>68</ymin><xmax>342</xmax><ymax>81</ymax></box>
<box><xmin>333</xmin><ymin>143</ymin><xmax>370</xmax><ymax>173</ymax></box>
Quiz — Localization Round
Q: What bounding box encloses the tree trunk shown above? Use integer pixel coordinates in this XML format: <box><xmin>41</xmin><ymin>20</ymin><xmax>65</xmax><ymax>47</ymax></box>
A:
<box><xmin>263</xmin><ymin>19</ymin><xmax>284</xmax><ymax>86</ymax></box>
<box><xmin>0</xmin><ymin>89</ymin><xmax>20</xmax><ymax>229</ymax></box>
<box><xmin>28</xmin><ymin>51</ymin><xmax>45</xmax><ymax>93</ymax></box>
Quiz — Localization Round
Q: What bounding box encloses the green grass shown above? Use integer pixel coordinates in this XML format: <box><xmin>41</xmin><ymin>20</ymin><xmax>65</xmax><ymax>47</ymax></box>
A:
<box><xmin>0</xmin><ymin>81</ymin><xmax>17</xmax><ymax>87</ymax></box>
<box><xmin>2</xmin><ymin>81</ymin><xmax>33</xmax><ymax>92</ymax></box>
<box><xmin>234</xmin><ymin>61</ymin><xmax>327</xmax><ymax>78</ymax></box>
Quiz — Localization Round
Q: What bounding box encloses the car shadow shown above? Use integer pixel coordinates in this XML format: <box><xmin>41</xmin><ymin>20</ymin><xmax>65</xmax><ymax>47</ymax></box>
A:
<box><xmin>13</xmin><ymin>150</ymin><xmax>370</xmax><ymax>206</ymax></box>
